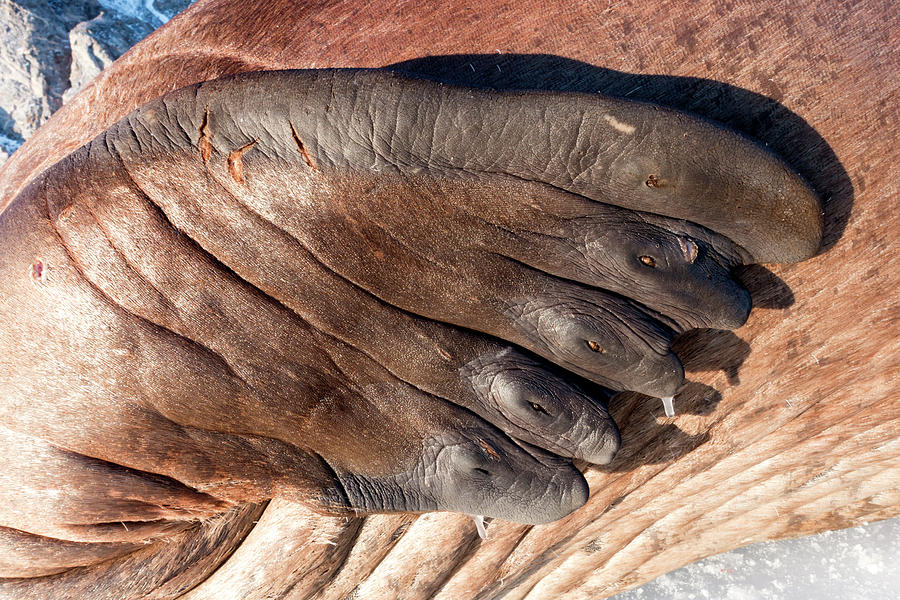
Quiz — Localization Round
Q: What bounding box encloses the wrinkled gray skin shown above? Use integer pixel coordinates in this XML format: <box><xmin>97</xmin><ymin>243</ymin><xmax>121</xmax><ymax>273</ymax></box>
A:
<box><xmin>0</xmin><ymin>69</ymin><xmax>822</xmax><ymax>552</ymax></box>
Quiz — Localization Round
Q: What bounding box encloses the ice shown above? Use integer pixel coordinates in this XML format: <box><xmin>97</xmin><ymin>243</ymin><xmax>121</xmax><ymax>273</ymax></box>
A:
<box><xmin>611</xmin><ymin>517</ymin><xmax>899</xmax><ymax>599</ymax></box>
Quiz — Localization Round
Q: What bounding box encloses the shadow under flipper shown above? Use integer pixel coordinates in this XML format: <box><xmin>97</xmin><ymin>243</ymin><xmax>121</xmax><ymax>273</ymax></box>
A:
<box><xmin>383</xmin><ymin>53</ymin><xmax>848</xmax><ymax>481</ymax></box>
<box><xmin>734</xmin><ymin>264</ymin><xmax>795</xmax><ymax>309</ymax></box>
<box><xmin>580</xmin><ymin>328</ymin><xmax>750</xmax><ymax>472</ymax></box>
<box><xmin>671</xmin><ymin>328</ymin><xmax>751</xmax><ymax>386</ymax></box>
<box><xmin>592</xmin><ymin>391</ymin><xmax>711</xmax><ymax>473</ymax></box>
<box><xmin>673</xmin><ymin>381</ymin><xmax>724</xmax><ymax>416</ymax></box>
<box><xmin>386</xmin><ymin>53</ymin><xmax>852</xmax><ymax>254</ymax></box>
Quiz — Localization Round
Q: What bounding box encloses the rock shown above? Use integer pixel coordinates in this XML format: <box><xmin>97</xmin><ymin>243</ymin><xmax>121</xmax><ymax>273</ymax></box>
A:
<box><xmin>64</xmin><ymin>12</ymin><xmax>155</xmax><ymax>102</ymax></box>
<box><xmin>64</xmin><ymin>2</ymin><xmax>194</xmax><ymax>102</ymax></box>
<box><xmin>0</xmin><ymin>0</ymin><xmax>193</xmax><ymax>163</ymax></box>
<box><xmin>0</xmin><ymin>107</ymin><xmax>23</xmax><ymax>160</ymax></box>
<box><xmin>96</xmin><ymin>0</ymin><xmax>186</xmax><ymax>27</ymax></box>
<box><xmin>0</xmin><ymin>0</ymin><xmax>102</xmax><ymax>151</ymax></box>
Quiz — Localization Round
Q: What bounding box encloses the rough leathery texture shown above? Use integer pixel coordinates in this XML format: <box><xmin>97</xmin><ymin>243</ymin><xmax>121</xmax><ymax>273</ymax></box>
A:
<box><xmin>101</xmin><ymin>71</ymin><xmax>775</xmax><ymax>398</ymax></box>
<box><xmin>1</xmin><ymin>66</ymin><xmax>813</xmax><ymax>590</ymax></box>
<box><xmin>121</xmin><ymin>68</ymin><xmax>821</xmax><ymax>263</ymax></box>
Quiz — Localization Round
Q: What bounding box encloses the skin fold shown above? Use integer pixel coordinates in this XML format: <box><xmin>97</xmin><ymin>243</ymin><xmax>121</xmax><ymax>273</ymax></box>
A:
<box><xmin>0</xmin><ymin>69</ymin><xmax>823</xmax><ymax>577</ymax></box>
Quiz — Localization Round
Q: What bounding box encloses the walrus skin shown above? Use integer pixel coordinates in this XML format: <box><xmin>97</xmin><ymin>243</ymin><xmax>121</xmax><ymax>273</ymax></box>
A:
<box><xmin>0</xmin><ymin>69</ymin><xmax>822</xmax><ymax>578</ymax></box>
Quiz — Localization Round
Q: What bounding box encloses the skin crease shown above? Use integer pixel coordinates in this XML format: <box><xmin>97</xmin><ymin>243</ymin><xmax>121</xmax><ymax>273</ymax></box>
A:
<box><xmin>0</xmin><ymin>69</ymin><xmax>822</xmax><ymax>582</ymax></box>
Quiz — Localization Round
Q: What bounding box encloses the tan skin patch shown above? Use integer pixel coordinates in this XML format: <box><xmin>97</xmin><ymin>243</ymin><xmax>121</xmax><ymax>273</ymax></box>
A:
<box><xmin>227</xmin><ymin>141</ymin><xmax>258</xmax><ymax>183</ymax></box>
<box><xmin>290</xmin><ymin>122</ymin><xmax>318</xmax><ymax>171</ymax></box>
<box><xmin>197</xmin><ymin>108</ymin><xmax>212</xmax><ymax>163</ymax></box>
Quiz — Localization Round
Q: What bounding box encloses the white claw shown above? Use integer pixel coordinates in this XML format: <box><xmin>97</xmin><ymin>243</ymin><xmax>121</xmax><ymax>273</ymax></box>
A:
<box><xmin>471</xmin><ymin>514</ymin><xmax>487</xmax><ymax>540</ymax></box>
<box><xmin>661</xmin><ymin>396</ymin><xmax>675</xmax><ymax>418</ymax></box>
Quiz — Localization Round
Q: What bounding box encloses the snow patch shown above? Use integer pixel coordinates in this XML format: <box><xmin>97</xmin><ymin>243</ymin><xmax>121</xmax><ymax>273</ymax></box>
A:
<box><xmin>612</xmin><ymin>518</ymin><xmax>899</xmax><ymax>600</ymax></box>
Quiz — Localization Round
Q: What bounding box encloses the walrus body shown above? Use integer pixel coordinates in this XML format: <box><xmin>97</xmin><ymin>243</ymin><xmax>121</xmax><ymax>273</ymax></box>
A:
<box><xmin>0</xmin><ymin>66</ymin><xmax>823</xmax><ymax>590</ymax></box>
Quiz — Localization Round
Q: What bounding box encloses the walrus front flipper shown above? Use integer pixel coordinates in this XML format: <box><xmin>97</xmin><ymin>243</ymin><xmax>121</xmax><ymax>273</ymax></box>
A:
<box><xmin>0</xmin><ymin>68</ymin><xmax>824</xmax><ymax>570</ymax></box>
<box><xmin>101</xmin><ymin>68</ymin><xmax>819</xmax><ymax>397</ymax></box>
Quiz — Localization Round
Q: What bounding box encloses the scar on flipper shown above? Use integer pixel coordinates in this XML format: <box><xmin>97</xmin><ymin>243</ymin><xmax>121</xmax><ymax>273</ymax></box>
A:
<box><xmin>603</xmin><ymin>114</ymin><xmax>636</xmax><ymax>134</ymax></box>
<box><xmin>198</xmin><ymin>107</ymin><xmax>212</xmax><ymax>163</ymax></box>
<box><xmin>227</xmin><ymin>141</ymin><xmax>257</xmax><ymax>183</ymax></box>
<box><xmin>289</xmin><ymin>122</ymin><xmax>318</xmax><ymax>170</ymax></box>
